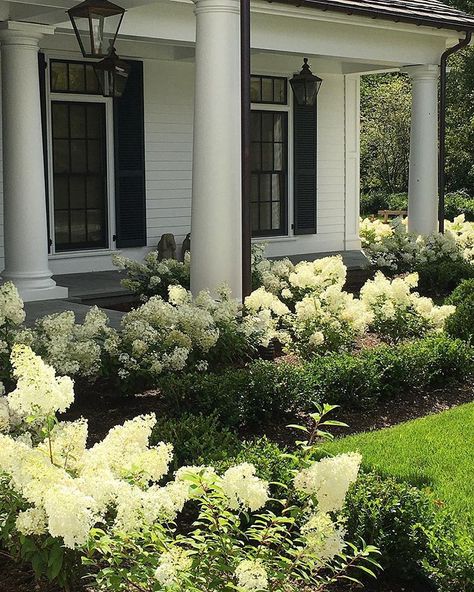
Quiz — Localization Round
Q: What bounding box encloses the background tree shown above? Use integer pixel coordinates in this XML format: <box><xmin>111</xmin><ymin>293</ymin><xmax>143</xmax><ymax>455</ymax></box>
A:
<box><xmin>360</xmin><ymin>73</ymin><xmax>411</xmax><ymax>195</ymax></box>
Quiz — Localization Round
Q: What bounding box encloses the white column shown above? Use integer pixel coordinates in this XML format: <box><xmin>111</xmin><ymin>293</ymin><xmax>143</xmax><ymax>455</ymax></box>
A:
<box><xmin>344</xmin><ymin>74</ymin><xmax>361</xmax><ymax>251</ymax></box>
<box><xmin>404</xmin><ymin>64</ymin><xmax>439</xmax><ymax>235</ymax></box>
<box><xmin>0</xmin><ymin>21</ymin><xmax>68</xmax><ymax>302</ymax></box>
<box><xmin>190</xmin><ymin>0</ymin><xmax>242</xmax><ymax>298</ymax></box>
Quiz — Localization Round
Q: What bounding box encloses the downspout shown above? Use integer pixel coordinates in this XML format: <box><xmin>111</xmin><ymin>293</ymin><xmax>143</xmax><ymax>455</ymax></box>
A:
<box><xmin>438</xmin><ymin>30</ymin><xmax>472</xmax><ymax>232</ymax></box>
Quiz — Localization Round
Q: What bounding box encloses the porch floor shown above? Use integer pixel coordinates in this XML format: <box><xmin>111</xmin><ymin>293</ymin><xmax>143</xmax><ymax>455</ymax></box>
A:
<box><xmin>24</xmin><ymin>271</ymin><xmax>130</xmax><ymax>329</ymax></box>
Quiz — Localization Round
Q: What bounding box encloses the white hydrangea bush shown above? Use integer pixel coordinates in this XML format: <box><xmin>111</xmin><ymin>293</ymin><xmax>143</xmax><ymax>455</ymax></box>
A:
<box><xmin>360</xmin><ymin>215</ymin><xmax>474</xmax><ymax>273</ymax></box>
<box><xmin>17</xmin><ymin>307</ymin><xmax>119</xmax><ymax>379</ymax></box>
<box><xmin>0</xmin><ymin>349</ymin><xmax>379</xmax><ymax>591</ymax></box>
<box><xmin>118</xmin><ymin>285</ymin><xmax>270</xmax><ymax>381</ymax></box>
<box><xmin>0</xmin><ymin>282</ymin><xmax>26</xmax><ymax>395</ymax></box>
<box><xmin>113</xmin><ymin>251</ymin><xmax>191</xmax><ymax>301</ymax></box>
<box><xmin>360</xmin><ymin>272</ymin><xmax>456</xmax><ymax>342</ymax></box>
<box><xmin>288</xmin><ymin>285</ymin><xmax>373</xmax><ymax>356</ymax></box>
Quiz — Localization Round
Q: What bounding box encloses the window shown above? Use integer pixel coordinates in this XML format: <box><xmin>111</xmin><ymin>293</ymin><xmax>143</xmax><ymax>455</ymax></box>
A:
<box><xmin>52</xmin><ymin>101</ymin><xmax>108</xmax><ymax>251</ymax></box>
<box><xmin>251</xmin><ymin>75</ymin><xmax>287</xmax><ymax>105</ymax></box>
<box><xmin>250</xmin><ymin>110</ymin><xmax>288</xmax><ymax>236</ymax></box>
<box><xmin>50</xmin><ymin>60</ymin><xmax>101</xmax><ymax>95</ymax></box>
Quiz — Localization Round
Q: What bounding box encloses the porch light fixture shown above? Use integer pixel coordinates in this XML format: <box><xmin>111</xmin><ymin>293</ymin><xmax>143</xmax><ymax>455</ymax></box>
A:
<box><xmin>289</xmin><ymin>58</ymin><xmax>322</xmax><ymax>106</ymax></box>
<box><xmin>94</xmin><ymin>47</ymin><xmax>131</xmax><ymax>97</ymax></box>
<box><xmin>67</xmin><ymin>0</ymin><xmax>125</xmax><ymax>59</ymax></box>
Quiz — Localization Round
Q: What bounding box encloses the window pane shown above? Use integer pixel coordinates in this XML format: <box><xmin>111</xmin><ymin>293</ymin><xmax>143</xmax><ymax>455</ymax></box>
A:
<box><xmin>85</xmin><ymin>65</ymin><xmax>99</xmax><ymax>93</ymax></box>
<box><xmin>55</xmin><ymin>211</ymin><xmax>70</xmax><ymax>245</ymax></box>
<box><xmin>53</xmin><ymin>140</ymin><xmax>70</xmax><ymax>173</ymax></box>
<box><xmin>262</xmin><ymin>78</ymin><xmax>273</xmax><ymax>102</ymax></box>
<box><xmin>51</xmin><ymin>62</ymin><xmax>68</xmax><ymax>92</ymax></box>
<box><xmin>260</xmin><ymin>174</ymin><xmax>271</xmax><ymax>202</ymax></box>
<box><xmin>70</xmin><ymin>140</ymin><xmax>87</xmax><ymax>173</ymax></box>
<box><xmin>262</xmin><ymin>143</ymin><xmax>273</xmax><ymax>170</ymax></box>
<box><xmin>273</xmin><ymin>114</ymin><xmax>283</xmax><ymax>142</ymax></box>
<box><xmin>87</xmin><ymin>176</ymin><xmax>104</xmax><ymax>208</ymax></box>
<box><xmin>251</xmin><ymin>175</ymin><xmax>259</xmax><ymax>200</ymax></box>
<box><xmin>251</xmin><ymin>202</ymin><xmax>259</xmax><ymax>232</ymax></box>
<box><xmin>250</xmin><ymin>77</ymin><xmax>261</xmax><ymax>102</ymax></box>
<box><xmin>251</xmin><ymin>143</ymin><xmax>261</xmax><ymax>170</ymax></box>
<box><xmin>250</xmin><ymin>112</ymin><xmax>261</xmax><ymax>142</ymax></box>
<box><xmin>70</xmin><ymin>176</ymin><xmax>86</xmax><ymax>209</ymax></box>
<box><xmin>54</xmin><ymin>176</ymin><xmax>69</xmax><ymax>210</ymax></box>
<box><xmin>87</xmin><ymin>209</ymin><xmax>104</xmax><ymax>242</ymax></box>
<box><xmin>52</xmin><ymin>104</ymin><xmax>69</xmax><ymax>139</ymax></box>
<box><xmin>272</xmin><ymin>174</ymin><xmax>281</xmax><ymax>199</ymax></box>
<box><xmin>274</xmin><ymin>78</ymin><xmax>286</xmax><ymax>104</ymax></box>
<box><xmin>259</xmin><ymin>202</ymin><xmax>271</xmax><ymax>230</ymax></box>
<box><xmin>274</xmin><ymin>143</ymin><xmax>284</xmax><ymax>171</ymax></box>
<box><xmin>272</xmin><ymin>202</ymin><xmax>281</xmax><ymax>230</ymax></box>
<box><xmin>87</xmin><ymin>104</ymin><xmax>101</xmax><ymax>138</ymax></box>
<box><xmin>68</xmin><ymin>63</ymin><xmax>86</xmax><ymax>93</ymax></box>
<box><xmin>70</xmin><ymin>210</ymin><xmax>87</xmax><ymax>243</ymax></box>
<box><xmin>262</xmin><ymin>113</ymin><xmax>274</xmax><ymax>142</ymax></box>
<box><xmin>87</xmin><ymin>140</ymin><xmax>102</xmax><ymax>173</ymax></box>
<box><xmin>70</xmin><ymin>104</ymin><xmax>86</xmax><ymax>138</ymax></box>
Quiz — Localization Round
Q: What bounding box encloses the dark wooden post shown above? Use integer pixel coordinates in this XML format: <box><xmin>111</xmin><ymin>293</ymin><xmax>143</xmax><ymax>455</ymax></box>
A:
<box><xmin>241</xmin><ymin>0</ymin><xmax>252</xmax><ymax>297</ymax></box>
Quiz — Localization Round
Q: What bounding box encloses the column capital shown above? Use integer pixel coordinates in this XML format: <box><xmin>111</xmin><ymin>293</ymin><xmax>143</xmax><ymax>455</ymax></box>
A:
<box><xmin>192</xmin><ymin>0</ymin><xmax>240</xmax><ymax>15</ymax></box>
<box><xmin>0</xmin><ymin>21</ymin><xmax>55</xmax><ymax>45</ymax></box>
<box><xmin>402</xmin><ymin>64</ymin><xmax>439</xmax><ymax>80</ymax></box>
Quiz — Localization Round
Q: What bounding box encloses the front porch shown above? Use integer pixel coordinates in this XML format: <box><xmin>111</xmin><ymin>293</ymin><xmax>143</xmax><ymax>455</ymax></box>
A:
<box><xmin>0</xmin><ymin>1</ymin><xmax>461</xmax><ymax>302</ymax></box>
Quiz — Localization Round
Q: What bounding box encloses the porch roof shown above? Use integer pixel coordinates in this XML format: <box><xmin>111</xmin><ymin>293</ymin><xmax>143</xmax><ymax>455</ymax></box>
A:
<box><xmin>273</xmin><ymin>0</ymin><xmax>474</xmax><ymax>32</ymax></box>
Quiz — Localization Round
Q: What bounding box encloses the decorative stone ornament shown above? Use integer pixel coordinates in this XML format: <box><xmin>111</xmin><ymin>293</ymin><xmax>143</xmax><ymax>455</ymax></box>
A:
<box><xmin>67</xmin><ymin>0</ymin><xmax>125</xmax><ymax>59</ymax></box>
<box><xmin>181</xmin><ymin>233</ymin><xmax>191</xmax><ymax>261</ymax></box>
<box><xmin>157</xmin><ymin>234</ymin><xmax>177</xmax><ymax>261</ymax></box>
<box><xmin>289</xmin><ymin>58</ymin><xmax>322</xmax><ymax>107</ymax></box>
<box><xmin>94</xmin><ymin>47</ymin><xmax>131</xmax><ymax>98</ymax></box>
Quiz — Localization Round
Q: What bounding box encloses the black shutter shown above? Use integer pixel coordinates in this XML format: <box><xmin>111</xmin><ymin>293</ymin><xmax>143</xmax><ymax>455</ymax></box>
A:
<box><xmin>114</xmin><ymin>60</ymin><xmax>147</xmax><ymax>248</ymax></box>
<box><xmin>38</xmin><ymin>52</ymin><xmax>52</xmax><ymax>249</ymax></box>
<box><xmin>293</xmin><ymin>103</ymin><xmax>317</xmax><ymax>235</ymax></box>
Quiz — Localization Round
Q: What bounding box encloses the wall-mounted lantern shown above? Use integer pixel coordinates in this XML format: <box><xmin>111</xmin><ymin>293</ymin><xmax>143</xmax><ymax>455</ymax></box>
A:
<box><xmin>68</xmin><ymin>0</ymin><xmax>125</xmax><ymax>59</ymax></box>
<box><xmin>289</xmin><ymin>58</ymin><xmax>322</xmax><ymax>106</ymax></box>
<box><xmin>94</xmin><ymin>47</ymin><xmax>130</xmax><ymax>97</ymax></box>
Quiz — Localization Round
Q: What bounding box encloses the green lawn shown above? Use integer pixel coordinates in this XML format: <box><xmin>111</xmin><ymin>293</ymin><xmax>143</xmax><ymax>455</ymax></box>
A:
<box><xmin>326</xmin><ymin>402</ymin><xmax>474</xmax><ymax>525</ymax></box>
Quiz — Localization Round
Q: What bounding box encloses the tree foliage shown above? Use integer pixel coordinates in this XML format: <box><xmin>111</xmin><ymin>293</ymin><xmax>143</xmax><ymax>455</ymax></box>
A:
<box><xmin>360</xmin><ymin>73</ymin><xmax>411</xmax><ymax>195</ymax></box>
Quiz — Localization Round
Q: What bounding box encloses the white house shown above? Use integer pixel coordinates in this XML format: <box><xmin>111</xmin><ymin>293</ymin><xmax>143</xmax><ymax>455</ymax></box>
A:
<box><xmin>0</xmin><ymin>0</ymin><xmax>473</xmax><ymax>301</ymax></box>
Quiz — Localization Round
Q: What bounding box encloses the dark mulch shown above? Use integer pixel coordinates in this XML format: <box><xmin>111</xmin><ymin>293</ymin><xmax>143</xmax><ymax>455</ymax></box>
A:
<box><xmin>0</xmin><ymin>554</ymin><xmax>429</xmax><ymax>592</ymax></box>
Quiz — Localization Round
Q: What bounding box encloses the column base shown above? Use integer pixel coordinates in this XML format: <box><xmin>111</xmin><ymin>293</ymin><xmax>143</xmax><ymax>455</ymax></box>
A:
<box><xmin>1</xmin><ymin>271</ymin><xmax>68</xmax><ymax>302</ymax></box>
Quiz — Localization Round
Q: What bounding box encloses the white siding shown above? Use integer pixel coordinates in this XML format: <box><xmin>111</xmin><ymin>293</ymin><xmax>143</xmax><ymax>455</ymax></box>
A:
<box><xmin>144</xmin><ymin>59</ymin><xmax>194</xmax><ymax>251</ymax></box>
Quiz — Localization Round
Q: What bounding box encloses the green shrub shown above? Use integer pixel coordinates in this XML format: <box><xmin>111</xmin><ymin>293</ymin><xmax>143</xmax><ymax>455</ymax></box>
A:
<box><xmin>416</xmin><ymin>259</ymin><xmax>474</xmax><ymax>297</ymax></box>
<box><xmin>445</xmin><ymin>191</ymin><xmax>474</xmax><ymax>222</ymax></box>
<box><xmin>344</xmin><ymin>473</ymin><xmax>474</xmax><ymax>590</ymax></box>
<box><xmin>445</xmin><ymin>279</ymin><xmax>474</xmax><ymax>342</ymax></box>
<box><xmin>157</xmin><ymin>336</ymin><xmax>474</xmax><ymax>427</ymax></box>
<box><xmin>343</xmin><ymin>473</ymin><xmax>436</xmax><ymax>579</ymax></box>
<box><xmin>150</xmin><ymin>412</ymin><xmax>240</xmax><ymax>471</ymax></box>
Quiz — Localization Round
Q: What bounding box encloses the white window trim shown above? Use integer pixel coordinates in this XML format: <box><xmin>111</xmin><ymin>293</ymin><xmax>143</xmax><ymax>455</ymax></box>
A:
<box><xmin>250</xmin><ymin>74</ymin><xmax>294</xmax><ymax>241</ymax></box>
<box><xmin>44</xmin><ymin>53</ymin><xmax>116</xmax><ymax>258</ymax></box>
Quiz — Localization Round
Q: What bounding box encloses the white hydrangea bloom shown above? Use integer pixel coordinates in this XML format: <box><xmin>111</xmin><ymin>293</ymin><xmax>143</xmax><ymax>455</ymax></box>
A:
<box><xmin>301</xmin><ymin>512</ymin><xmax>346</xmax><ymax>563</ymax></box>
<box><xmin>154</xmin><ymin>547</ymin><xmax>193</xmax><ymax>587</ymax></box>
<box><xmin>294</xmin><ymin>453</ymin><xmax>361</xmax><ymax>512</ymax></box>
<box><xmin>44</xmin><ymin>484</ymin><xmax>97</xmax><ymax>549</ymax></box>
<box><xmin>0</xmin><ymin>282</ymin><xmax>26</xmax><ymax>327</ymax></box>
<box><xmin>235</xmin><ymin>559</ymin><xmax>268</xmax><ymax>591</ymax></box>
<box><xmin>15</xmin><ymin>507</ymin><xmax>47</xmax><ymax>536</ymax></box>
<box><xmin>0</xmin><ymin>397</ymin><xmax>11</xmax><ymax>432</ymax></box>
<box><xmin>8</xmin><ymin>345</ymin><xmax>74</xmax><ymax>419</ymax></box>
<box><xmin>221</xmin><ymin>463</ymin><xmax>269</xmax><ymax>512</ymax></box>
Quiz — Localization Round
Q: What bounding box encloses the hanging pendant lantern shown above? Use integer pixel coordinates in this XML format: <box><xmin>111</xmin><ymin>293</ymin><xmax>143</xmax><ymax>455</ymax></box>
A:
<box><xmin>94</xmin><ymin>47</ymin><xmax>130</xmax><ymax>97</ymax></box>
<box><xmin>289</xmin><ymin>58</ymin><xmax>322</xmax><ymax>106</ymax></box>
<box><xmin>68</xmin><ymin>0</ymin><xmax>125</xmax><ymax>59</ymax></box>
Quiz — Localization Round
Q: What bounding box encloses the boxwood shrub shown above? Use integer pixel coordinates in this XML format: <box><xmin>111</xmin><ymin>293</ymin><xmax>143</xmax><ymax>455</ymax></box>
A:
<box><xmin>445</xmin><ymin>279</ymin><xmax>474</xmax><ymax>343</ymax></box>
<box><xmin>157</xmin><ymin>336</ymin><xmax>474</xmax><ymax>428</ymax></box>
